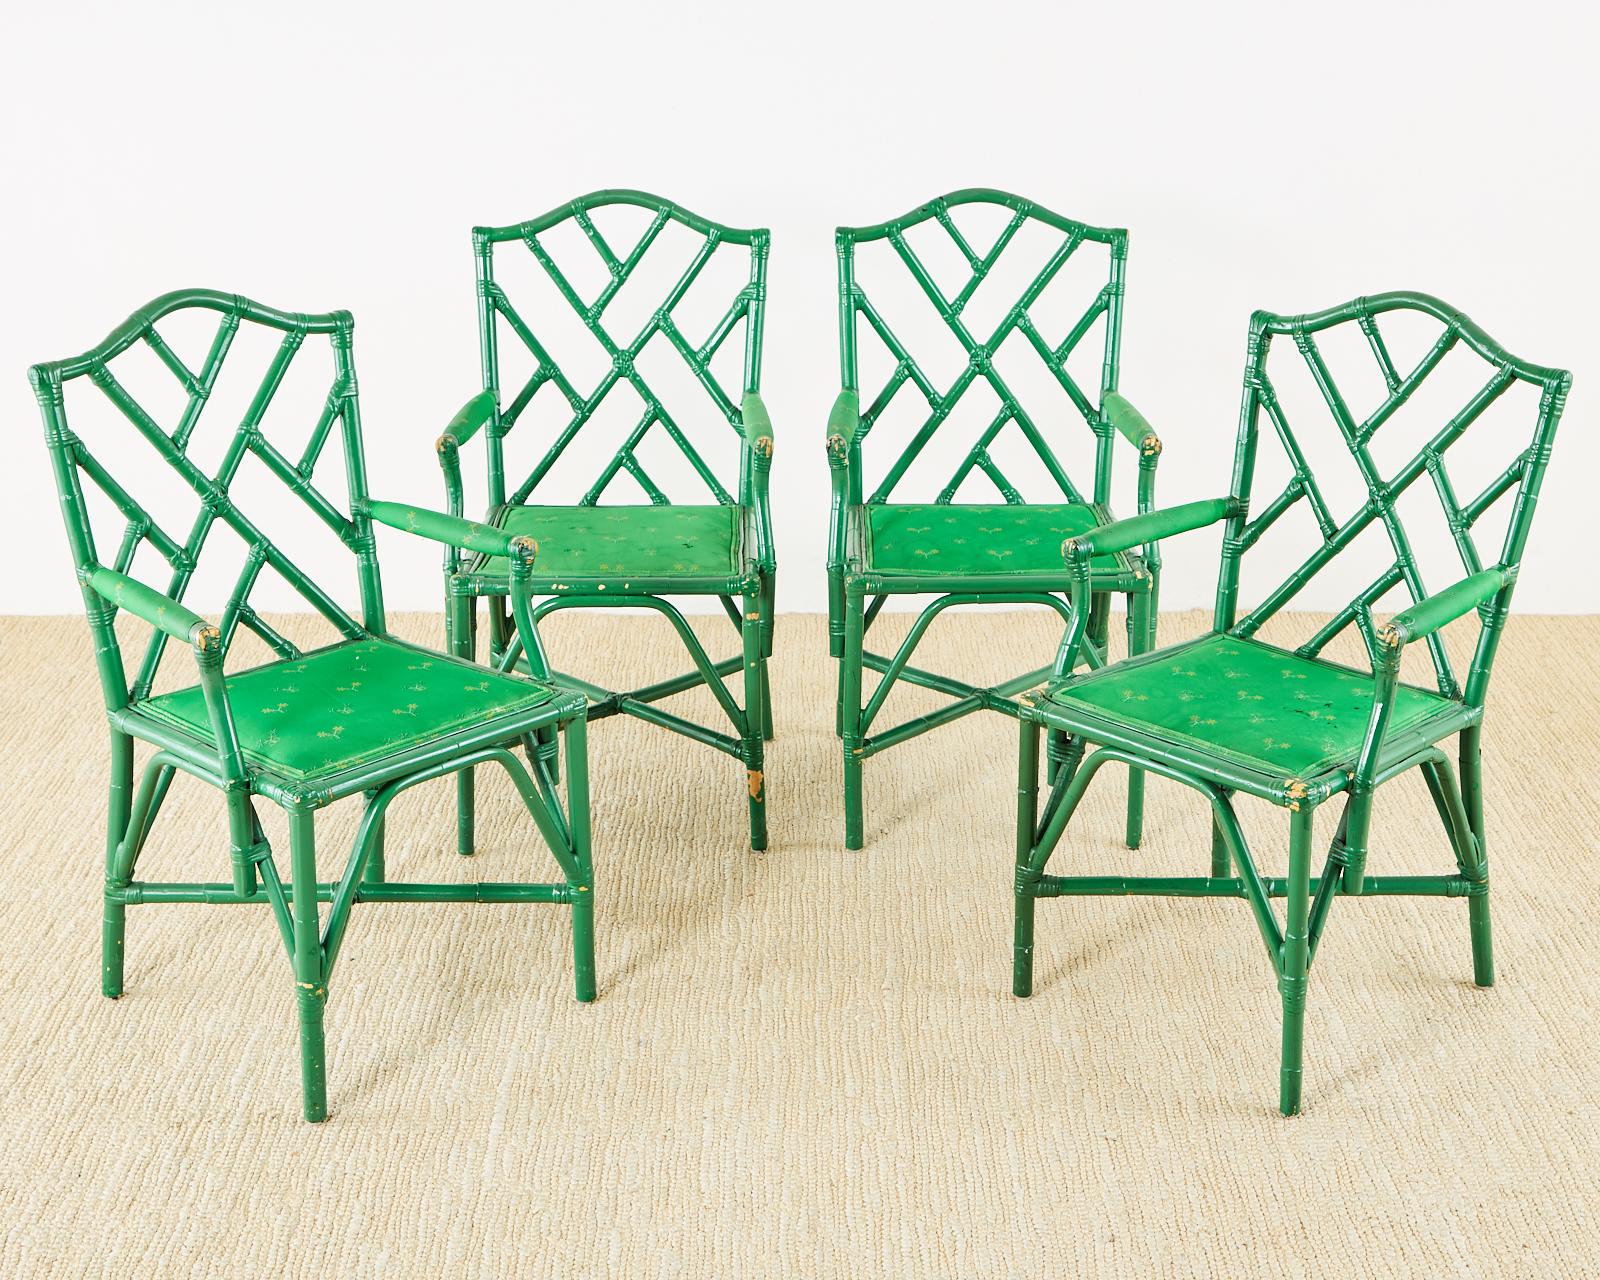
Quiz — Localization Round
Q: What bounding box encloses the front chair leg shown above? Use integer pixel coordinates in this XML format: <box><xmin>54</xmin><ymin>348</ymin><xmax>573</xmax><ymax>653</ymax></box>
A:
<box><xmin>1459</xmin><ymin>726</ymin><xmax>1494</xmax><ymax>987</ymax></box>
<box><xmin>1124</xmin><ymin>589</ymin><xmax>1150</xmax><ymax>849</ymax></box>
<box><xmin>449</xmin><ymin>590</ymin><xmax>478</xmax><ymax>856</ymax></box>
<box><xmin>287</xmin><ymin>806</ymin><xmax>328</xmax><ymax>1123</ymax></box>
<box><xmin>1278</xmin><ymin>803</ymin><xmax>1315</xmax><ymax>1116</ymax></box>
<box><xmin>564</xmin><ymin>714</ymin><xmax>597</xmax><ymax>1002</ymax></box>
<box><xmin>841</xmin><ymin>581</ymin><xmax>866</xmax><ymax>849</ymax></box>
<box><xmin>102</xmin><ymin>730</ymin><xmax>135</xmax><ymax>998</ymax></box>
<box><xmin>760</xmin><ymin>572</ymin><xmax>776</xmax><ymax>742</ymax></box>
<box><xmin>1013</xmin><ymin>716</ymin><xmax>1042</xmax><ymax>997</ymax></box>
<box><xmin>742</xmin><ymin>592</ymin><xmax>769</xmax><ymax>852</ymax></box>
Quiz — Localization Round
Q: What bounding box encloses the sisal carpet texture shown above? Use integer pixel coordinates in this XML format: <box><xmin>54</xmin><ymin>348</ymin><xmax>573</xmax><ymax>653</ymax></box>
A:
<box><xmin>1</xmin><ymin>609</ymin><xmax>1598</xmax><ymax>1277</ymax></box>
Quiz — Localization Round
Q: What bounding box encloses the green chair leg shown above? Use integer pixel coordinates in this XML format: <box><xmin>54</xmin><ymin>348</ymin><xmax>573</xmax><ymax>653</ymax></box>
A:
<box><xmin>1460</xmin><ymin>727</ymin><xmax>1495</xmax><ymax>987</ymax></box>
<box><xmin>1210</xmin><ymin>802</ymin><xmax>1232</xmax><ymax>878</ymax></box>
<box><xmin>564</xmin><ymin>716</ymin><xmax>597</xmax><ymax>1003</ymax></box>
<box><xmin>1013</xmin><ymin>717</ymin><xmax>1041</xmax><ymax>998</ymax></box>
<box><xmin>449</xmin><ymin>591</ymin><xmax>477</xmax><ymax>856</ymax></box>
<box><xmin>102</xmin><ymin>730</ymin><xmax>134</xmax><ymax>998</ymax></box>
<box><xmin>759</xmin><ymin>656</ymin><xmax>775</xmax><ymax>742</ymax></box>
<box><xmin>362</xmin><ymin>791</ymin><xmax>386</xmax><ymax>885</ymax></box>
<box><xmin>1278</xmin><ymin>805</ymin><xmax>1314</xmax><ymax>1117</ymax></box>
<box><xmin>841</xmin><ymin>582</ymin><xmax>866</xmax><ymax>849</ymax></box>
<box><xmin>1124</xmin><ymin>590</ymin><xmax>1149</xmax><ymax>849</ymax></box>
<box><xmin>288</xmin><ymin>807</ymin><xmax>328</xmax><ymax>1124</ymax></box>
<box><xmin>743</xmin><ymin>593</ymin><xmax>768</xmax><ymax>852</ymax></box>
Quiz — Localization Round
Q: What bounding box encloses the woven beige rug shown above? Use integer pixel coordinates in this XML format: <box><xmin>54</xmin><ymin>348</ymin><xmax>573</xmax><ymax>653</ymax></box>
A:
<box><xmin>1</xmin><ymin>609</ymin><xmax>1597</xmax><ymax>1277</ymax></box>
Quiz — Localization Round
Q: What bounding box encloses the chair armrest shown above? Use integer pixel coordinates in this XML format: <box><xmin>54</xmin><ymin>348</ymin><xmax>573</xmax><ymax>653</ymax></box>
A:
<box><xmin>435</xmin><ymin>390</ymin><xmax>497</xmax><ymax>452</ymax></box>
<box><xmin>740</xmin><ymin>393</ymin><xmax>776</xmax><ymax>573</ymax></box>
<box><xmin>1343</xmin><ymin>568</ymin><xmax>1513</xmax><ymax>893</ymax></box>
<box><xmin>87</xmin><ymin>567</ymin><xmax>248</xmax><ymax>791</ymax></box>
<box><xmin>1378</xmin><ymin>568</ymin><xmax>1515</xmax><ymax>649</ymax></box>
<box><xmin>433</xmin><ymin>391</ymin><xmax>496</xmax><ymax>518</ymax></box>
<box><xmin>365</xmin><ymin>500</ymin><xmax>536</xmax><ymax>563</ymax></box>
<box><xmin>1066</xmin><ymin>497</ymin><xmax>1238</xmax><ymax>563</ymax></box>
<box><xmin>825</xmin><ymin>390</ymin><xmax>860</xmax><ymax>464</ymax></box>
<box><xmin>1103</xmin><ymin>392</ymin><xmax>1162</xmax><ymax>457</ymax></box>
<box><xmin>742</xmin><ymin>392</ymin><xmax>774</xmax><ymax>460</ymax></box>
<box><xmin>86</xmin><ymin>567</ymin><xmax>215</xmax><ymax>648</ymax></box>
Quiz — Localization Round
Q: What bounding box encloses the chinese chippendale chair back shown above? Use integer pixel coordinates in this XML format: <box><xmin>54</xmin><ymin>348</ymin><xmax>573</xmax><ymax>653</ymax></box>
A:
<box><xmin>471</xmin><ymin>189</ymin><xmax>769</xmax><ymax>512</ymax></box>
<box><xmin>835</xmin><ymin>189</ymin><xmax>1128</xmax><ymax>509</ymax></box>
<box><xmin>1215</xmin><ymin>291</ymin><xmax>1571</xmax><ymax>706</ymax></box>
<box><xmin>30</xmin><ymin>289</ymin><xmax>382</xmax><ymax>713</ymax></box>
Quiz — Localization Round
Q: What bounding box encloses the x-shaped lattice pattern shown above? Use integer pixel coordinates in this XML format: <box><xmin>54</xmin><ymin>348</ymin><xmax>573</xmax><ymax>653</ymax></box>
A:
<box><xmin>1231</xmin><ymin>300</ymin><xmax>1564</xmax><ymax>698</ymax></box>
<box><xmin>839</xmin><ymin>195</ymin><xmax>1127</xmax><ymax>507</ymax></box>
<box><xmin>478</xmin><ymin>195</ymin><xmax>768</xmax><ymax>509</ymax></box>
<box><xmin>49</xmin><ymin>300</ymin><xmax>368</xmax><ymax>699</ymax></box>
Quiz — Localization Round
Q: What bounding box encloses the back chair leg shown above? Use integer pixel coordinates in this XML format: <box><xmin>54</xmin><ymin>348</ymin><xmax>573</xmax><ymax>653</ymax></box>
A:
<box><xmin>287</xmin><ymin>806</ymin><xmax>328</xmax><ymax>1124</ymax></box>
<box><xmin>742</xmin><ymin>592</ymin><xmax>769</xmax><ymax>852</ymax></box>
<box><xmin>1278</xmin><ymin>804</ymin><xmax>1315</xmax><ymax>1116</ymax></box>
<box><xmin>841</xmin><ymin>581</ymin><xmax>866</xmax><ymax>849</ymax></box>
<box><xmin>449</xmin><ymin>591</ymin><xmax>478</xmax><ymax>856</ymax></box>
<box><xmin>362</xmin><ymin>791</ymin><xmax>386</xmax><ymax>885</ymax></box>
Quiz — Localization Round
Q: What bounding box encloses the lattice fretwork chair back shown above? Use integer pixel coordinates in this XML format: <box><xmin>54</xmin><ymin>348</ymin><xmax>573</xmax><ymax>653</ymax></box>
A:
<box><xmin>437</xmin><ymin>190</ymin><xmax>777</xmax><ymax>852</ymax></box>
<box><xmin>827</xmin><ymin>189</ymin><xmax>1164</xmax><ymax>849</ymax></box>
<box><xmin>1013</xmin><ymin>290</ymin><xmax>1572</xmax><ymax>1115</ymax></box>
<box><xmin>1217</xmin><ymin>294</ymin><xmax>1566</xmax><ymax>707</ymax></box>
<box><xmin>32</xmin><ymin>289</ymin><xmax>598</xmax><ymax>1122</ymax></box>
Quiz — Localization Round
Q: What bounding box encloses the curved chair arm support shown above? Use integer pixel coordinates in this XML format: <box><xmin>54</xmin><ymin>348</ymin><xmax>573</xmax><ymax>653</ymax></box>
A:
<box><xmin>364</xmin><ymin>499</ymin><xmax>535</xmax><ymax>564</ymax></box>
<box><xmin>825</xmin><ymin>390</ymin><xmax>861</xmax><ymax>655</ymax></box>
<box><xmin>87</xmin><ymin>566</ymin><xmax>212</xmax><ymax>647</ymax></box>
<box><xmin>1339</xmin><ymin>565</ymin><xmax>1515</xmax><ymax>895</ymax></box>
<box><xmin>825</xmin><ymin>389</ymin><xmax>862</xmax><ymax>457</ymax></box>
<box><xmin>741</xmin><ymin>393</ymin><xmax>777</xmax><ymax>572</ymax></box>
<box><xmin>1050</xmin><ymin>498</ymin><xmax>1239</xmax><ymax>678</ymax></box>
<box><xmin>433</xmin><ymin>390</ymin><xmax>497</xmax><ymax>518</ymax></box>
<box><xmin>1379</xmin><ymin>567</ymin><xmax>1515</xmax><ymax>649</ymax></box>
<box><xmin>364</xmin><ymin>499</ymin><xmax>543</xmax><ymax>662</ymax></box>
<box><xmin>1102</xmin><ymin>391</ymin><xmax>1166</xmax><ymax>593</ymax></box>
<box><xmin>741</xmin><ymin>391</ymin><xmax>775</xmax><ymax>461</ymax></box>
<box><xmin>1103</xmin><ymin>391</ymin><xmax>1162</xmax><ymax>459</ymax></box>
<box><xmin>86</xmin><ymin>567</ymin><xmax>248</xmax><ymax>785</ymax></box>
<box><xmin>1065</xmin><ymin>497</ymin><xmax>1238</xmax><ymax>564</ymax></box>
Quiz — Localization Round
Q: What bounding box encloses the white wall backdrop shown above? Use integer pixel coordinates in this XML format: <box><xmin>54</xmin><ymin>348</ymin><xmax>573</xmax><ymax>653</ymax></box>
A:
<box><xmin>3</xmin><ymin>0</ymin><xmax>1594</xmax><ymax>617</ymax></box>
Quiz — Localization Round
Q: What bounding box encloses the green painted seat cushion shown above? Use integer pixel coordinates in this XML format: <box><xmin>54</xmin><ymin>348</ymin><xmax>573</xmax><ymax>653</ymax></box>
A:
<box><xmin>865</xmin><ymin>503</ymin><xmax>1126</xmax><ymax>576</ymax></box>
<box><xmin>139</xmin><ymin>639</ymin><xmax>555</xmax><ymax>781</ymax></box>
<box><xmin>473</xmin><ymin>504</ymin><xmax>741</xmax><ymax>580</ymax></box>
<box><xmin>1047</xmin><ymin>633</ymin><xmax>1458</xmax><ymax>778</ymax></box>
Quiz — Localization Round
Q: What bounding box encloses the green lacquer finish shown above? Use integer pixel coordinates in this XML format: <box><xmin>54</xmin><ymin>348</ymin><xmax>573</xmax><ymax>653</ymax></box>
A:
<box><xmin>865</xmin><ymin>503</ymin><xmax>1128</xmax><ymax>577</ymax></box>
<box><xmin>829</xmin><ymin>190</ymin><xmax>1160</xmax><ymax>848</ymax></box>
<box><xmin>1014</xmin><ymin>290</ymin><xmax>1572</xmax><ymax>1114</ymax></box>
<box><xmin>140</xmin><ymin>638</ymin><xmax>559</xmax><ymax>781</ymax></box>
<box><xmin>448</xmin><ymin>191</ymin><xmax>775</xmax><ymax>851</ymax></box>
<box><xmin>32</xmin><ymin>288</ymin><xmax>598</xmax><ymax>1122</ymax></box>
<box><xmin>477</xmin><ymin>505</ymin><xmax>741</xmax><ymax>581</ymax></box>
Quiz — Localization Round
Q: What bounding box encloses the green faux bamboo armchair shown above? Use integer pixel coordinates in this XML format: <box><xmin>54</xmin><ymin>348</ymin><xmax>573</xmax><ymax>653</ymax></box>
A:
<box><xmin>439</xmin><ymin>190</ymin><xmax>776</xmax><ymax>851</ymax></box>
<box><xmin>32</xmin><ymin>289</ymin><xmax>596</xmax><ymax>1122</ymax></box>
<box><xmin>1013</xmin><ymin>291</ymin><xmax>1571</xmax><ymax>1114</ymax></box>
<box><xmin>828</xmin><ymin>190</ymin><xmax>1162</xmax><ymax>849</ymax></box>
